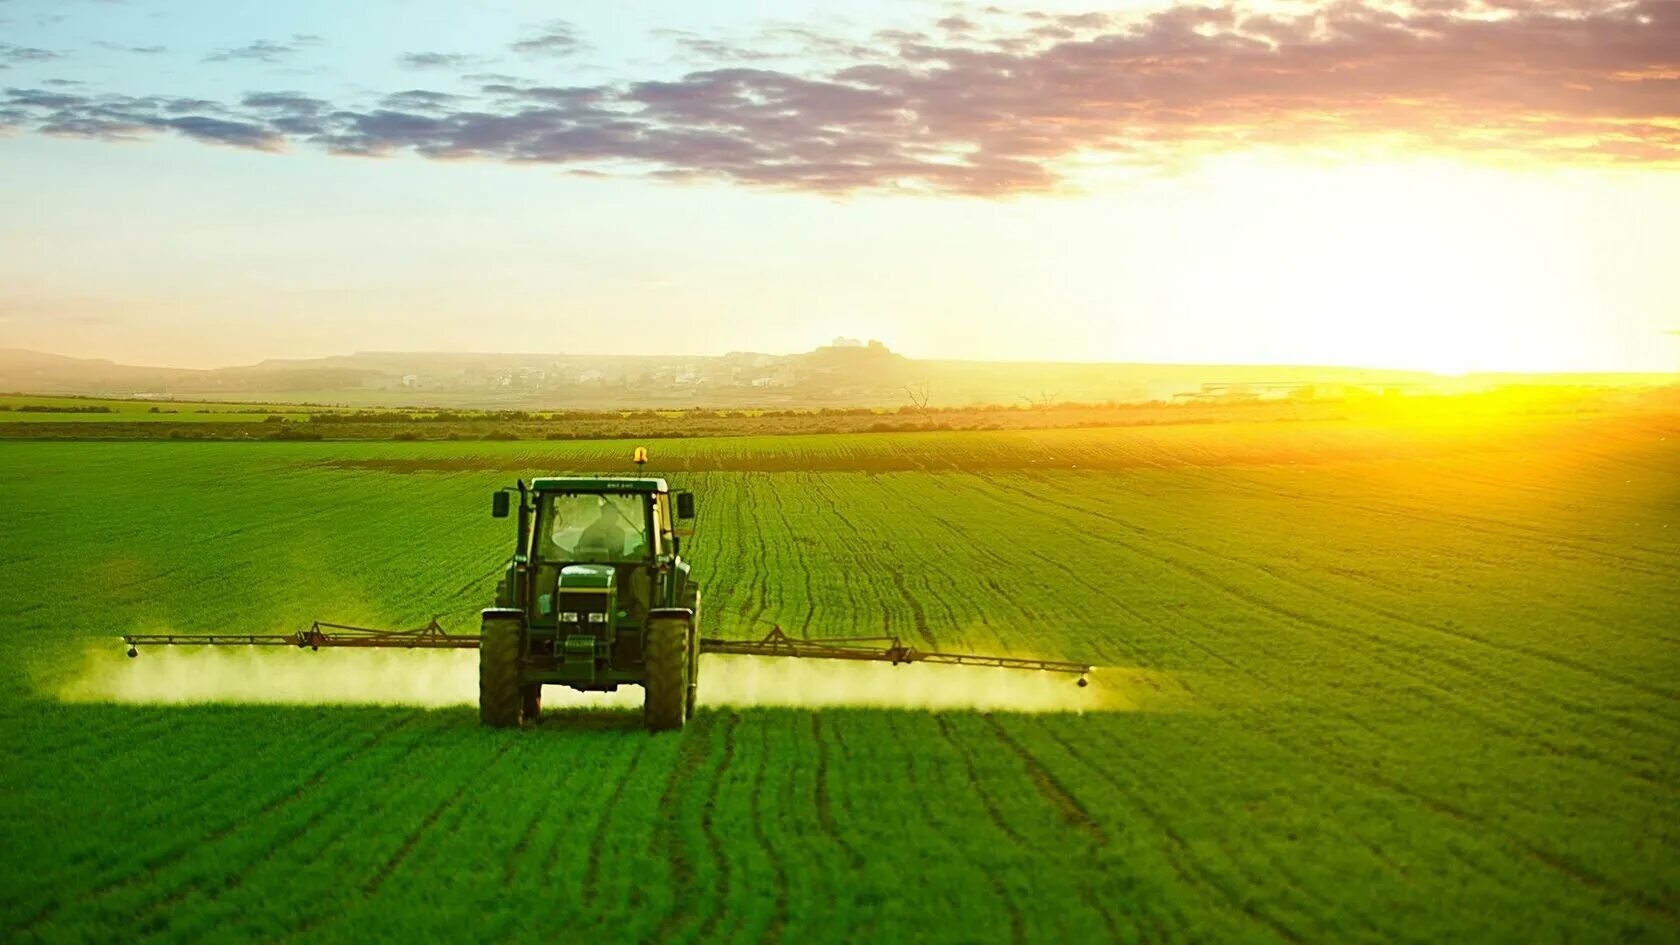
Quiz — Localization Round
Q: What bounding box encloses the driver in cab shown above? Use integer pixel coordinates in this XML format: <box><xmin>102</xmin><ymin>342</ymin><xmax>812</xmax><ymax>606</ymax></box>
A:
<box><xmin>578</xmin><ymin>500</ymin><xmax>642</xmax><ymax>558</ymax></box>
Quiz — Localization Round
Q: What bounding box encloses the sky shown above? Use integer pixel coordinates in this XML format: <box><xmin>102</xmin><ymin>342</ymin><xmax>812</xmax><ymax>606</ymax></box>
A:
<box><xmin>0</xmin><ymin>0</ymin><xmax>1677</xmax><ymax>373</ymax></box>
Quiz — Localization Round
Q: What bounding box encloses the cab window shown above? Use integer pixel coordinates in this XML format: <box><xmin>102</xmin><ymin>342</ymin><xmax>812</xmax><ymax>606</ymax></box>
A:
<box><xmin>544</xmin><ymin>493</ymin><xmax>650</xmax><ymax>562</ymax></box>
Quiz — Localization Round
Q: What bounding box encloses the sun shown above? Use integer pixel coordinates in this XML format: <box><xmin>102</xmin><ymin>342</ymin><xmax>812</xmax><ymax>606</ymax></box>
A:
<box><xmin>1057</xmin><ymin>151</ymin><xmax>1656</xmax><ymax>374</ymax></box>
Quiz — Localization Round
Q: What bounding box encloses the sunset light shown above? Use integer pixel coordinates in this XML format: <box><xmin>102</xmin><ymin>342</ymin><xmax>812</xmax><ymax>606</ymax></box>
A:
<box><xmin>2</xmin><ymin>6</ymin><xmax>1677</xmax><ymax>941</ymax></box>
<box><xmin>1</xmin><ymin>0</ymin><xmax>1676</xmax><ymax>372</ymax></box>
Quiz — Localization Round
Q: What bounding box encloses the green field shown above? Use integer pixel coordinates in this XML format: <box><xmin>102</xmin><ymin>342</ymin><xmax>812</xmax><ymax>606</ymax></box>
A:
<box><xmin>0</xmin><ymin>394</ymin><xmax>326</xmax><ymax>423</ymax></box>
<box><xmin>1</xmin><ymin>410</ymin><xmax>1677</xmax><ymax>942</ymax></box>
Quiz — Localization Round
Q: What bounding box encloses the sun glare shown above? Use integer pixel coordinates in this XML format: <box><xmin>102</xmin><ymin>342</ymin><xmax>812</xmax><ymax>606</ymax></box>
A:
<box><xmin>1056</xmin><ymin>152</ymin><xmax>1664</xmax><ymax>374</ymax></box>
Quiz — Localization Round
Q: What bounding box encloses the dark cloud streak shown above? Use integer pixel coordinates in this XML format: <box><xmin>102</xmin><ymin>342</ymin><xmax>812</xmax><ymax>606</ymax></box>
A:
<box><xmin>399</xmin><ymin>51</ymin><xmax>482</xmax><ymax>69</ymax></box>
<box><xmin>204</xmin><ymin>35</ymin><xmax>319</xmax><ymax>64</ymax></box>
<box><xmin>510</xmin><ymin>20</ymin><xmax>581</xmax><ymax>57</ymax></box>
<box><xmin>1</xmin><ymin>43</ymin><xmax>62</xmax><ymax>63</ymax></box>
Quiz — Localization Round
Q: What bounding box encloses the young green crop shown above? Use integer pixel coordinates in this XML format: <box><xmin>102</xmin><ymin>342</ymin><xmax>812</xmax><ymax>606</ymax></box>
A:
<box><xmin>0</xmin><ymin>409</ymin><xmax>1676</xmax><ymax>943</ymax></box>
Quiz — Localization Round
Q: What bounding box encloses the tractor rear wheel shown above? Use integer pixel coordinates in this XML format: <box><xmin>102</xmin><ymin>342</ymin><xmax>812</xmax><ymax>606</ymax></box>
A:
<box><xmin>521</xmin><ymin>684</ymin><xmax>542</xmax><ymax>723</ymax></box>
<box><xmin>643</xmin><ymin>616</ymin><xmax>690</xmax><ymax>731</ymax></box>
<box><xmin>480</xmin><ymin>617</ymin><xmax>523</xmax><ymax>729</ymax></box>
<box><xmin>682</xmin><ymin>586</ymin><xmax>702</xmax><ymax>717</ymax></box>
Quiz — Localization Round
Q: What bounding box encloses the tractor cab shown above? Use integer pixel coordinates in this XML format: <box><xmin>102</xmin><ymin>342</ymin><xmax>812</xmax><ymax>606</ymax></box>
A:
<box><xmin>525</xmin><ymin>477</ymin><xmax>688</xmax><ymax>632</ymax></box>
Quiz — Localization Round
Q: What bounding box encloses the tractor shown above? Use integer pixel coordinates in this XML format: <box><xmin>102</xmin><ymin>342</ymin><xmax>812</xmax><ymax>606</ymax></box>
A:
<box><xmin>482</xmin><ymin>475</ymin><xmax>701</xmax><ymax>730</ymax></box>
<box><xmin>121</xmin><ymin>451</ymin><xmax>1093</xmax><ymax>732</ymax></box>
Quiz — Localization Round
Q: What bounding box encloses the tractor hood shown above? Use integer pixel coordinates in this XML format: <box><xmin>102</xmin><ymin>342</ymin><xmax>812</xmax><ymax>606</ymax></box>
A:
<box><xmin>558</xmin><ymin>564</ymin><xmax>616</xmax><ymax>589</ymax></box>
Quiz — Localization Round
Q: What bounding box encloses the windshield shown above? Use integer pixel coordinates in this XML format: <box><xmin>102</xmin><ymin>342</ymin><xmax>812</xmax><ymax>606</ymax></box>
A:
<box><xmin>543</xmin><ymin>493</ymin><xmax>650</xmax><ymax>562</ymax></box>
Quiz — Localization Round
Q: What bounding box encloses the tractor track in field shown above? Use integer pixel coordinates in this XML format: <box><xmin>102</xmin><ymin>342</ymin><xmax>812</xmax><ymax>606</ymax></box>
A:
<box><xmin>730</xmin><ymin>476</ymin><xmax>772</xmax><ymax>628</ymax></box>
<box><xmin>936</xmin><ymin>475</ymin><xmax>1235</xmax><ymax>672</ymax></box>
<box><xmin>1042</xmin><ymin>472</ymin><xmax>1680</xmax><ymax>708</ymax></box>
<box><xmin>8</xmin><ymin>712</ymin><xmax>420</xmax><ymax>939</ymax></box>
<box><xmin>1025</xmin><ymin>718</ymin><xmax>1313</xmax><ymax>945</ymax></box>
<box><xmin>103</xmin><ymin>716</ymin><xmax>440</xmax><ymax>934</ymax></box>
<box><xmin>896</xmin><ymin>715</ymin><xmax>1026</xmax><ymax>945</ymax></box>
<box><xmin>885</xmin><ymin>568</ymin><xmax>938</xmax><ymax>652</ymax></box>
<box><xmin>648</xmin><ymin>714</ymin><xmax>735</xmax><ymax>943</ymax></box>
<box><xmin>1071</xmin><ymin>720</ymin><xmax>1396</xmax><ymax>945</ymax></box>
<box><xmin>1155</xmin><ymin>462</ymin><xmax>1680</xmax><ymax>582</ymax></box>
<box><xmin>15</xmin><ymin>709</ymin><xmax>184</xmax><ymax>766</ymax></box>
<box><xmin>362</xmin><ymin>741</ymin><xmax>518</xmax><ymax>896</ymax></box>
<box><xmin>1249</xmin><ymin>557</ymin><xmax>1680</xmax><ymax>707</ymax></box>
<box><xmin>115</xmin><ymin>713</ymin><xmax>440</xmax><ymax>941</ymax></box>
<box><xmin>642</xmin><ymin>725</ymin><xmax>711</xmax><ymax>915</ymax></box>
<box><xmin>694</xmin><ymin>712</ymin><xmax>742</xmax><ymax>943</ymax></box>
<box><xmin>981</xmin><ymin>714</ymin><xmax>1125</xmax><ymax>942</ymax></box>
<box><xmin>810</xmin><ymin>715</ymin><xmax>865</xmax><ymax>870</ymax></box>
<box><xmin>749</xmin><ymin>720</ymin><xmax>791</xmax><ymax>945</ymax></box>
<box><xmin>983</xmin><ymin>476</ymin><xmax>1677</xmax><ymax>775</ymax></box>
<box><xmin>1165</xmin><ymin>702</ymin><xmax>1666</xmax><ymax>922</ymax></box>
<box><xmin>760</xmin><ymin>474</ymin><xmax>819</xmax><ymax>637</ymax></box>
<box><xmin>1335</xmin><ymin>754</ymin><xmax>1680</xmax><ymax>924</ymax></box>
<box><xmin>748</xmin><ymin>478</ymin><xmax>776</xmax><ymax>623</ymax></box>
<box><xmin>920</xmin><ymin>490</ymin><xmax>1092</xmax><ymax>657</ymax></box>
<box><xmin>807</xmin><ymin>476</ymin><xmax>940</xmax><ymax>650</ymax></box>
<box><xmin>1411</xmin><ymin>453</ymin><xmax>1680</xmax><ymax>545</ymax></box>
<box><xmin>576</xmin><ymin>738</ymin><xmax>652</xmax><ymax>901</ymax></box>
<box><xmin>942</xmin><ymin>712</ymin><xmax>1161</xmax><ymax>939</ymax></box>
<box><xmin>502</xmin><ymin>806</ymin><xmax>546</xmax><ymax>888</ymax></box>
<box><xmin>933</xmin><ymin>715</ymin><xmax>1028</xmax><ymax>846</ymax></box>
<box><xmin>803</xmin><ymin>477</ymin><xmax>875</xmax><ymax>640</ymax></box>
<box><xmin>1198</xmin><ymin>473</ymin><xmax>1664</xmax><ymax>593</ymax></box>
<box><xmin>999</xmin><ymin>474</ymin><xmax>1680</xmax><ymax>712</ymax></box>
<box><xmin>269</xmin><ymin>740</ymin><xmax>521</xmax><ymax>945</ymax></box>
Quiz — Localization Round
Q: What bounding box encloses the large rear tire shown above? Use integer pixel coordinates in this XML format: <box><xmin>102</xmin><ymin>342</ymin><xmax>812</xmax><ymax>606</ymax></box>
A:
<box><xmin>480</xmin><ymin>617</ymin><xmax>523</xmax><ymax>729</ymax></box>
<box><xmin>644</xmin><ymin>616</ymin><xmax>690</xmax><ymax>732</ymax></box>
<box><xmin>682</xmin><ymin>586</ymin><xmax>702</xmax><ymax>717</ymax></box>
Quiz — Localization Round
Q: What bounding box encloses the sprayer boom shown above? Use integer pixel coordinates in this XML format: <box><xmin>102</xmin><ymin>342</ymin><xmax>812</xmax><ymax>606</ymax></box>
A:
<box><xmin>700</xmin><ymin>626</ymin><xmax>1092</xmax><ymax>682</ymax></box>
<box><xmin>123</xmin><ymin>621</ymin><xmax>1091</xmax><ymax>684</ymax></box>
<box><xmin>123</xmin><ymin>619</ymin><xmax>476</xmax><ymax>656</ymax></box>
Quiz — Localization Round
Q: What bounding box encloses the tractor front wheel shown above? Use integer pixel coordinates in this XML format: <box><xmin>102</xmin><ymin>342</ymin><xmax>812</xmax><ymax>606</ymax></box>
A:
<box><xmin>480</xmin><ymin>617</ymin><xmax>524</xmax><ymax>729</ymax></box>
<box><xmin>644</xmin><ymin>616</ymin><xmax>691</xmax><ymax>732</ymax></box>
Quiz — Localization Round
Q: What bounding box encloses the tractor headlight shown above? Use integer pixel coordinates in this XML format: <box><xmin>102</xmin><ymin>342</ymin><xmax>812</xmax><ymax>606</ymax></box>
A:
<box><xmin>585</xmin><ymin>612</ymin><xmax>608</xmax><ymax>623</ymax></box>
<box><xmin>560</xmin><ymin>611</ymin><xmax>579</xmax><ymax>622</ymax></box>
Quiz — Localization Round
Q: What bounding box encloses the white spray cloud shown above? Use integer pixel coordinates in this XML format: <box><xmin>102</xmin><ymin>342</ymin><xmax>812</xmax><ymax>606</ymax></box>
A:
<box><xmin>60</xmin><ymin>644</ymin><xmax>1191</xmax><ymax>714</ymax></box>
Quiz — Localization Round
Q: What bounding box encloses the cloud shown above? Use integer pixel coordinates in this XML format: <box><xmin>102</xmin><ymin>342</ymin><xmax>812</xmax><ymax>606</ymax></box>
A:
<box><xmin>399</xmin><ymin>51</ymin><xmax>482</xmax><ymax>70</ymax></box>
<box><xmin>1</xmin><ymin>43</ymin><xmax>62</xmax><ymax>63</ymax></box>
<box><xmin>5</xmin><ymin>87</ymin><xmax>284</xmax><ymax>147</ymax></box>
<box><xmin>205</xmin><ymin>40</ymin><xmax>295</xmax><ymax>63</ymax></box>
<box><xmin>205</xmin><ymin>35</ymin><xmax>318</xmax><ymax>64</ymax></box>
<box><xmin>7</xmin><ymin>1</ymin><xmax>1678</xmax><ymax>194</ymax></box>
<box><xmin>511</xmin><ymin>20</ymin><xmax>581</xmax><ymax>57</ymax></box>
<box><xmin>381</xmin><ymin>89</ymin><xmax>466</xmax><ymax>111</ymax></box>
<box><xmin>656</xmin><ymin>30</ymin><xmax>780</xmax><ymax>63</ymax></box>
<box><xmin>163</xmin><ymin>115</ymin><xmax>281</xmax><ymax>149</ymax></box>
<box><xmin>94</xmin><ymin>41</ymin><xmax>166</xmax><ymax>55</ymax></box>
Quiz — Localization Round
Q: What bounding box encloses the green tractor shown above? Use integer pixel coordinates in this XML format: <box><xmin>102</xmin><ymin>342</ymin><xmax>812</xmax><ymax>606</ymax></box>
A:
<box><xmin>482</xmin><ymin>475</ymin><xmax>700</xmax><ymax>731</ymax></box>
<box><xmin>120</xmin><ymin>456</ymin><xmax>1094</xmax><ymax>727</ymax></box>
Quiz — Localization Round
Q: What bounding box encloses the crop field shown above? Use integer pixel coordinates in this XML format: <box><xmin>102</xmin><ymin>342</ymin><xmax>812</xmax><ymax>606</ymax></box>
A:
<box><xmin>1</xmin><ymin>408</ymin><xmax>1677</xmax><ymax>942</ymax></box>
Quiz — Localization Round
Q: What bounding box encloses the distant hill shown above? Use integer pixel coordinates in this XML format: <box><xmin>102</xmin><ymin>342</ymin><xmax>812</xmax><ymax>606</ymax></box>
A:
<box><xmin>0</xmin><ymin>344</ymin><xmax>1670</xmax><ymax>409</ymax></box>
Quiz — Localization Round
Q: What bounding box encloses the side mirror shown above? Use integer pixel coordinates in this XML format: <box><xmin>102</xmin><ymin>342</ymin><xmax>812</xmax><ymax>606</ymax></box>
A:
<box><xmin>676</xmin><ymin>491</ymin><xmax>695</xmax><ymax>520</ymax></box>
<box><xmin>492</xmin><ymin>491</ymin><xmax>510</xmax><ymax>518</ymax></box>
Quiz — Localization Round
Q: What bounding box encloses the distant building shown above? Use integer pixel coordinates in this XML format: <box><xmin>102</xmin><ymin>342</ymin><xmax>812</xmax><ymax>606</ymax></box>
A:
<box><xmin>830</xmin><ymin>336</ymin><xmax>863</xmax><ymax>348</ymax></box>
